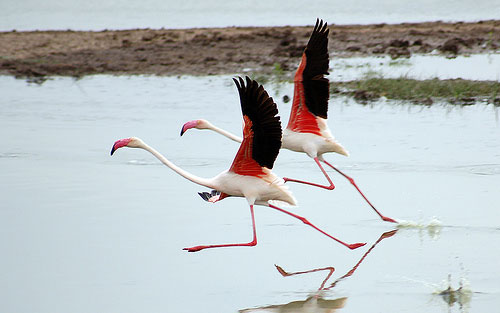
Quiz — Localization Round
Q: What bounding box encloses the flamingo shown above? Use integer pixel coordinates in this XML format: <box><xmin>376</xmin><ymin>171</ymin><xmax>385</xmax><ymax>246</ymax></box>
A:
<box><xmin>239</xmin><ymin>295</ymin><xmax>346</xmax><ymax>313</ymax></box>
<box><xmin>180</xmin><ymin>19</ymin><xmax>396</xmax><ymax>223</ymax></box>
<box><xmin>111</xmin><ymin>76</ymin><xmax>366</xmax><ymax>252</ymax></box>
<box><xmin>275</xmin><ymin>229</ymin><xmax>398</xmax><ymax>291</ymax></box>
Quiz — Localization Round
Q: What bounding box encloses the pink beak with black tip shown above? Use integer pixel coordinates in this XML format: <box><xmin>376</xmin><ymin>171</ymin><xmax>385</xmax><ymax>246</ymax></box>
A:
<box><xmin>180</xmin><ymin>120</ymin><xmax>198</xmax><ymax>136</ymax></box>
<box><xmin>110</xmin><ymin>138</ymin><xmax>132</xmax><ymax>155</ymax></box>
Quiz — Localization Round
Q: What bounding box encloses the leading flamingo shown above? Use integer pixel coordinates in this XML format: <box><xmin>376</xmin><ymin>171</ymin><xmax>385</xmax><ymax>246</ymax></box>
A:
<box><xmin>180</xmin><ymin>19</ymin><xmax>396</xmax><ymax>223</ymax></box>
<box><xmin>111</xmin><ymin>76</ymin><xmax>366</xmax><ymax>252</ymax></box>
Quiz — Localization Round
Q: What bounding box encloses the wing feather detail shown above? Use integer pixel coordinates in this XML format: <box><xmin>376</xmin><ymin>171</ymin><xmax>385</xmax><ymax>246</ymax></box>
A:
<box><xmin>286</xmin><ymin>18</ymin><xmax>330</xmax><ymax>134</ymax></box>
<box><xmin>229</xmin><ymin>77</ymin><xmax>282</xmax><ymax>176</ymax></box>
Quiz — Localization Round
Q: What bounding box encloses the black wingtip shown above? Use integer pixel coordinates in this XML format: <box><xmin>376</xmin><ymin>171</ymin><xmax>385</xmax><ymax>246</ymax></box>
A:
<box><xmin>314</xmin><ymin>18</ymin><xmax>327</xmax><ymax>29</ymax></box>
<box><xmin>301</xmin><ymin>18</ymin><xmax>330</xmax><ymax>119</ymax></box>
<box><xmin>198</xmin><ymin>190</ymin><xmax>221</xmax><ymax>202</ymax></box>
<box><xmin>233</xmin><ymin>75</ymin><xmax>282</xmax><ymax>169</ymax></box>
<box><xmin>198</xmin><ymin>192</ymin><xmax>209</xmax><ymax>201</ymax></box>
<box><xmin>245</xmin><ymin>75</ymin><xmax>252</xmax><ymax>87</ymax></box>
<box><xmin>232</xmin><ymin>77</ymin><xmax>239</xmax><ymax>89</ymax></box>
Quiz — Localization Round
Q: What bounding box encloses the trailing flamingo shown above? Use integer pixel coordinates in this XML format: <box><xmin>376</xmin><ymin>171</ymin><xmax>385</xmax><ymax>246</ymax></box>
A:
<box><xmin>180</xmin><ymin>19</ymin><xmax>396</xmax><ymax>223</ymax></box>
<box><xmin>111</xmin><ymin>76</ymin><xmax>366</xmax><ymax>252</ymax></box>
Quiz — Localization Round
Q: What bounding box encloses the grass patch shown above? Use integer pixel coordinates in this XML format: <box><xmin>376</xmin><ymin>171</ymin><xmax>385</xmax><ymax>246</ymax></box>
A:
<box><xmin>250</xmin><ymin>63</ymin><xmax>290</xmax><ymax>96</ymax></box>
<box><xmin>249</xmin><ymin>69</ymin><xmax>500</xmax><ymax>105</ymax></box>
<box><xmin>388</xmin><ymin>59</ymin><xmax>412</xmax><ymax>67</ymax></box>
<box><xmin>251</xmin><ymin>63</ymin><xmax>288</xmax><ymax>84</ymax></box>
<box><xmin>336</xmin><ymin>77</ymin><xmax>500</xmax><ymax>105</ymax></box>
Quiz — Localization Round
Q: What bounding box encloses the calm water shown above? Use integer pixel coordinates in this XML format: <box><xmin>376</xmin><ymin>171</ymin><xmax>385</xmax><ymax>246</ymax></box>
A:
<box><xmin>1</xmin><ymin>0</ymin><xmax>500</xmax><ymax>31</ymax></box>
<box><xmin>1</xmin><ymin>74</ymin><xmax>499</xmax><ymax>313</ymax></box>
<box><xmin>332</xmin><ymin>54</ymin><xmax>500</xmax><ymax>81</ymax></box>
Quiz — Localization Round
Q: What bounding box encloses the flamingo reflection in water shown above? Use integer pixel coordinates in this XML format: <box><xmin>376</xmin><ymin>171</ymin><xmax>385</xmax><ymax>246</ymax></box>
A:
<box><xmin>239</xmin><ymin>296</ymin><xmax>347</xmax><ymax>313</ymax></box>
<box><xmin>239</xmin><ymin>229</ymin><xmax>397</xmax><ymax>313</ymax></box>
<box><xmin>277</xmin><ymin>229</ymin><xmax>398</xmax><ymax>290</ymax></box>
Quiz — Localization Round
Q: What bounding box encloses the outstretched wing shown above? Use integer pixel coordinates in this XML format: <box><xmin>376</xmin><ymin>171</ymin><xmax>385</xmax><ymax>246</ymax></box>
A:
<box><xmin>229</xmin><ymin>76</ymin><xmax>282</xmax><ymax>176</ymax></box>
<box><xmin>287</xmin><ymin>18</ymin><xmax>330</xmax><ymax>134</ymax></box>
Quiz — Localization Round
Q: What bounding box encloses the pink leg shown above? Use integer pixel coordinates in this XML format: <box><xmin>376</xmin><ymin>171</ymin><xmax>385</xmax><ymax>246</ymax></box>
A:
<box><xmin>267</xmin><ymin>204</ymin><xmax>365</xmax><ymax>250</ymax></box>
<box><xmin>275</xmin><ymin>230</ymin><xmax>397</xmax><ymax>291</ymax></box>
<box><xmin>283</xmin><ymin>157</ymin><xmax>335</xmax><ymax>190</ymax></box>
<box><xmin>322</xmin><ymin>160</ymin><xmax>397</xmax><ymax>223</ymax></box>
<box><xmin>327</xmin><ymin>229</ymin><xmax>398</xmax><ymax>289</ymax></box>
<box><xmin>275</xmin><ymin>264</ymin><xmax>335</xmax><ymax>290</ymax></box>
<box><xmin>183</xmin><ymin>205</ymin><xmax>257</xmax><ymax>252</ymax></box>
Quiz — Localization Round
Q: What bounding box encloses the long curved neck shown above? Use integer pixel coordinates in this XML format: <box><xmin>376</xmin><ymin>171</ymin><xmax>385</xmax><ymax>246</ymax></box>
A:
<box><xmin>208</xmin><ymin>124</ymin><xmax>242</xmax><ymax>143</ymax></box>
<box><xmin>140</xmin><ymin>142</ymin><xmax>215</xmax><ymax>189</ymax></box>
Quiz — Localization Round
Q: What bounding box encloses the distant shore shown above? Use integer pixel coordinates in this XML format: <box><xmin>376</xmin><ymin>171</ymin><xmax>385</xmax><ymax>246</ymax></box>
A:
<box><xmin>1</xmin><ymin>20</ymin><xmax>499</xmax><ymax>79</ymax></box>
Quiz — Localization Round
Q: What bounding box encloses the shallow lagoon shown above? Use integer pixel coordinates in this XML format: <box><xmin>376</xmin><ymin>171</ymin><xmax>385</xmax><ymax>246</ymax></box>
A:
<box><xmin>332</xmin><ymin>54</ymin><xmax>500</xmax><ymax>81</ymax></box>
<box><xmin>0</xmin><ymin>74</ymin><xmax>499</xmax><ymax>313</ymax></box>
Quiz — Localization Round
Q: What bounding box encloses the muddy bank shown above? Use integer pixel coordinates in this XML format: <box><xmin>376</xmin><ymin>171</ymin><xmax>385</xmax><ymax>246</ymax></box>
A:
<box><xmin>1</xmin><ymin>20</ymin><xmax>499</xmax><ymax>79</ymax></box>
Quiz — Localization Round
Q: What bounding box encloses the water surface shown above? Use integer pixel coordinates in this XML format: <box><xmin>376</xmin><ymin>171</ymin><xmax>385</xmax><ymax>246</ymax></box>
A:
<box><xmin>332</xmin><ymin>54</ymin><xmax>500</xmax><ymax>81</ymax></box>
<box><xmin>1</xmin><ymin>75</ymin><xmax>499</xmax><ymax>313</ymax></box>
<box><xmin>1</xmin><ymin>0</ymin><xmax>500</xmax><ymax>31</ymax></box>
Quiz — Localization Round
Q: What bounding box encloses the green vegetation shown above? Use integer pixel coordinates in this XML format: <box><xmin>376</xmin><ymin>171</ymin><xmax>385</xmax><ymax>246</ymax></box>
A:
<box><xmin>250</xmin><ymin>63</ymin><xmax>289</xmax><ymax>96</ymax></box>
<box><xmin>250</xmin><ymin>68</ymin><xmax>500</xmax><ymax>105</ymax></box>
<box><xmin>335</xmin><ymin>77</ymin><xmax>500</xmax><ymax>105</ymax></box>
<box><xmin>251</xmin><ymin>63</ymin><xmax>287</xmax><ymax>84</ymax></box>
<box><xmin>387</xmin><ymin>59</ymin><xmax>412</xmax><ymax>67</ymax></box>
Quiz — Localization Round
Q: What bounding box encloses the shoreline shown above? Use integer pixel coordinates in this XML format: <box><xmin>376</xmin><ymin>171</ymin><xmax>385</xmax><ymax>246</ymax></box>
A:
<box><xmin>1</xmin><ymin>20</ymin><xmax>499</xmax><ymax>79</ymax></box>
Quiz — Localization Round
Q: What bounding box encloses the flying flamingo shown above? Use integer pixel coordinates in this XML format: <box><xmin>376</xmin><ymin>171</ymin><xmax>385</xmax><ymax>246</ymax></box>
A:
<box><xmin>180</xmin><ymin>19</ymin><xmax>396</xmax><ymax>223</ymax></box>
<box><xmin>111</xmin><ymin>76</ymin><xmax>366</xmax><ymax>252</ymax></box>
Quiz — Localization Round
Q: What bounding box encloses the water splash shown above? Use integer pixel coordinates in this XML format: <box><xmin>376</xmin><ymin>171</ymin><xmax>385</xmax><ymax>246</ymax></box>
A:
<box><xmin>403</xmin><ymin>273</ymin><xmax>473</xmax><ymax>313</ymax></box>
<box><xmin>396</xmin><ymin>217</ymin><xmax>443</xmax><ymax>239</ymax></box>
<box><xmin>433</xmin><ymin>274</ymin><xmax>473</xmax><ymax>313</ymax></box>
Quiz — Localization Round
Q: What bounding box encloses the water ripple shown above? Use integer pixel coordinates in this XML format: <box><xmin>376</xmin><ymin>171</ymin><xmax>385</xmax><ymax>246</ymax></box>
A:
<box><xmin>328</xmin><ymin>162</ymin><xmax>500</xmax><ymax>175</ymax></box>
<box><xmin>0</xmin><ymin>152</ymin><xmax>31</xmax><ymax>159</ymax></box>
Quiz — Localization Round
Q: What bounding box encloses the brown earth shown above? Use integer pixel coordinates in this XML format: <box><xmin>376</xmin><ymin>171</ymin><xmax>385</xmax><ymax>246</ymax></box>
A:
<box><xmin>1</xmin><ymin>20</ymin><xmax>499</xmax><ymax>80</ymax></box>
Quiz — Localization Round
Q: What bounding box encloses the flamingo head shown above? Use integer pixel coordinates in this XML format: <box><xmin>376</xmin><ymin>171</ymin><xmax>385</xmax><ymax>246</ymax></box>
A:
<box><xmin>110</xmin><ymin>137</ymin><xmax>144</xmax><ymax>155</ymax></box>
<box><xmin>180</xmin><ymin>119</ymin><xmax>212</xmax><ymax>136</ymax></box>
